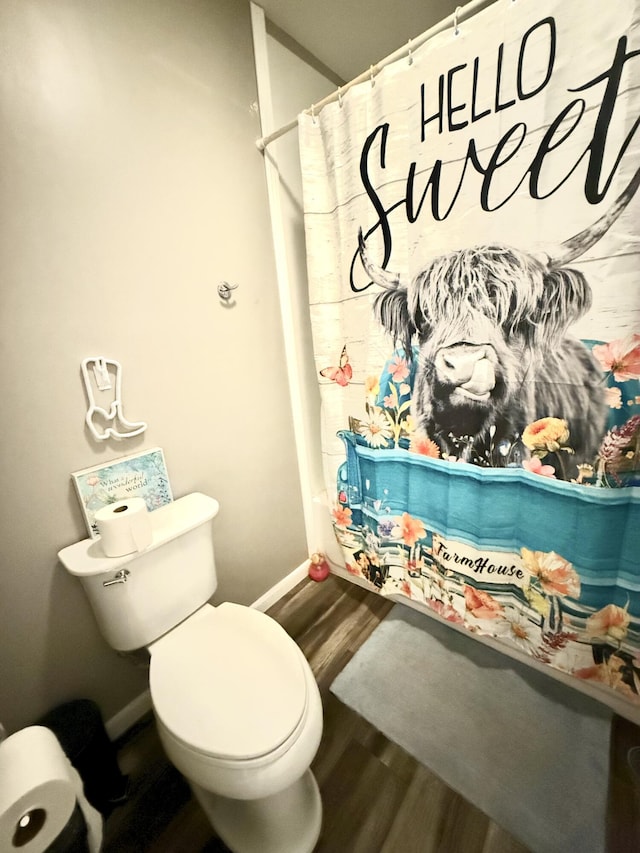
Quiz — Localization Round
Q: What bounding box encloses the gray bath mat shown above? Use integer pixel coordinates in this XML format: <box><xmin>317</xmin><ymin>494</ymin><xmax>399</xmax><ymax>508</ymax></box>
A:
<box><xmin>331</xmin><ymin>604</ymin><xmax>611</xmax><ymax>853</ymax></box>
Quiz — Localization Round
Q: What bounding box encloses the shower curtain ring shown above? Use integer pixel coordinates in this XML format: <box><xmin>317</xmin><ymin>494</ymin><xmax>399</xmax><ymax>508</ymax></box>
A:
<box><xmin>370</xmin><ymin>65</ymin><xmax>376</xmax><ymax>87</ymax></box>
<box><xmin>311</xmin><ymin>103</ymin><xmax>317</xmax><ymax>124</ymax></box>
<box><xmin>407</xmin><ymin>39</ymin><xmax>413</xmax><ymax>65</ymax></box>
<box><xmin>337</xmin><ymin>87</ymin><xmax>343</xmax><ymax>108</ymax></box>
<box><xmin>453</xmin><ymin>6</ymin><xmax>462</xmax><ymax>36</ymax></box>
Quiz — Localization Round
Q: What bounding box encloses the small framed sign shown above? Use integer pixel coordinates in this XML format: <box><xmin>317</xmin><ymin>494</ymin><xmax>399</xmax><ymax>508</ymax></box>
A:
<box><xmin>71</xmin><ymin>447</ymin><xmax>173</xmax><ymax>538</ymax></box>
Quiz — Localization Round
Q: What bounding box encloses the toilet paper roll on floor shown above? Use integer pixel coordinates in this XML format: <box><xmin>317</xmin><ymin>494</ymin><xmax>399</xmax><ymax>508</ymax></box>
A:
<box><xmin>95</xmin><ymin>497</ymin><xmax>152</xmax><ymax>557</ymax></box>
<box><xmin>0</xmin><ymin>726</ymin><xmax>102</xmax><ymax>853</ymax></box>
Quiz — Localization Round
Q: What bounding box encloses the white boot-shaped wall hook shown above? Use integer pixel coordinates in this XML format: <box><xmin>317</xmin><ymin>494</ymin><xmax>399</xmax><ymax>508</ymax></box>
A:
<box><xmin>81</xmin><ymin>357</ymin><xmax>148</xmax><ymax>441</ymax></box>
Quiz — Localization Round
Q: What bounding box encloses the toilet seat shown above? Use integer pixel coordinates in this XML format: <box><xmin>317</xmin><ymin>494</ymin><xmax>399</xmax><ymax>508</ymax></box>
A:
<box><xmin>149</xmin><ymin>603</ymin><xmax>308</xmax><ymax>762</ymax></box>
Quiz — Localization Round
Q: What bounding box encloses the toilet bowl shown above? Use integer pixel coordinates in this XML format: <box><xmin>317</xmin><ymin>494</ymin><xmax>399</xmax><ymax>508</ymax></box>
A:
<box><xmin>149</xmin><ymin>603</ymin><xmax>322</xmax><ymax>853</ymax></box>
<box><xmin>150</xmin><ymin>603</ymin><xmax>322</xmax><ymax>798</ymax></box>
<box><xmin>58</xmin><ymin>493</ymin><xmax>323</xmax><ymax>853</ymax></box>
<box><xmin>150</xmin><ymin>603</ymin><xmax>323</xmax><ymax>852</ymax></box>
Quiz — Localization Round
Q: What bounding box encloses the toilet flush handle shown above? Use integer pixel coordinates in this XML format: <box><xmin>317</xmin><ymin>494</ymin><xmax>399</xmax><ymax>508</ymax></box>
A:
<box><xmin>103</xmin><ymin>569</ymin><xmax>130</xmax><ymax>587</ymax></box>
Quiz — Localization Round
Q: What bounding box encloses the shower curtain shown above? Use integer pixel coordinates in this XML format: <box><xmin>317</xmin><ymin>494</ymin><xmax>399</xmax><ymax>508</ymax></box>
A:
<box><xmin>299</xmin><ymin>0</ymin><xmax>640</xmax><ymax>712</ymax></box>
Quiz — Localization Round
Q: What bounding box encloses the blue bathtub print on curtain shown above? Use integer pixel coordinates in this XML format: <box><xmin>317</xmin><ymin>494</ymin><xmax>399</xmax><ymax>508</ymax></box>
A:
<box><xmin>299</xmin><ymin>0</ymin><xmax>640</xmax><ymax>713</ymax></box>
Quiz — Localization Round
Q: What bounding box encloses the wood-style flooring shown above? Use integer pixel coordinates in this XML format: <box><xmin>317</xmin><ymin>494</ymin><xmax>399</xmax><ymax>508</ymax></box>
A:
<box><xmin>102</xmin><ymin>574</ymin><xmax>640</xmax><ymax>852</ymax></box>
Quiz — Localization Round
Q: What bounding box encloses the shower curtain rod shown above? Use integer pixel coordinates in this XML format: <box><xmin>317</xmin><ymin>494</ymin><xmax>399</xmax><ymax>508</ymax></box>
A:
<box><xmin>256</xmin><ymin>0</ymin><xmax>498</xmax><ymax>152</ymax></box>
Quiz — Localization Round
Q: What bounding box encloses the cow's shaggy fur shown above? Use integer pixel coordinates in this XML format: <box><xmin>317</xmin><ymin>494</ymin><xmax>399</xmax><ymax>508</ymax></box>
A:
<box><xmin>371</xmin><ymin>245</ymin><xmax>608</xmax><ymax>471</ymax></box>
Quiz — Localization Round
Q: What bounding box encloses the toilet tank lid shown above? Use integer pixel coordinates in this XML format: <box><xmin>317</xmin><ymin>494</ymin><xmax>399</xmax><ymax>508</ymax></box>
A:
<box><xmin>149</xmin><ymin>603</ymin><xmax>309</xmax><ymax>761</ymax></box>
<box><xmin>58</xmin><ymin>493</ymin><xmax>219</xmax><ymax>576</ymax></box>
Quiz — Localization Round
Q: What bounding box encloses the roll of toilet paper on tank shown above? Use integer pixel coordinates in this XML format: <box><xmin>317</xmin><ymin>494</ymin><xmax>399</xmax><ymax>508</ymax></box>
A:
<box><xmin>0</xmin><ymin>726</ymin><xmax>77</xmax><ymax>853</ymax></box>
<box><xmin>95</xmin><ymin>497</ymin><xmax>152</xmax><ymax>557</ymax></box>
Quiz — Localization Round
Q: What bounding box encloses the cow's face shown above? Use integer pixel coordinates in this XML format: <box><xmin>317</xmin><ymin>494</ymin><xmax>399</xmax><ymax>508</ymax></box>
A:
<box><xmin>371</xmin><ymin>246</ymin><xmax>592</xmax><ymax>439</ymax></box>
<box><xmin>409</xmin><ymin>275</ymin><xmax>528</xmax><ymax>438</ymax></box>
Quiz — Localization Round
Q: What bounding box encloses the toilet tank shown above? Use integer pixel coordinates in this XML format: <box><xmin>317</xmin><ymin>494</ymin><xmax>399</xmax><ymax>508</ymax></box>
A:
<box><xmin>58</xmin><ymin>493</ymin><xmax>219</xmax><ymax>651</ymax></box>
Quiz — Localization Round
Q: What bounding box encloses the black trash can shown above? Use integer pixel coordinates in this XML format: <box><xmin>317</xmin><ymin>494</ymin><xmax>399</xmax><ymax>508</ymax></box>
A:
<box><xmin>37</xmin><ymin>699</ymin><xmax>129</xmax><ymax>816</ymax></box>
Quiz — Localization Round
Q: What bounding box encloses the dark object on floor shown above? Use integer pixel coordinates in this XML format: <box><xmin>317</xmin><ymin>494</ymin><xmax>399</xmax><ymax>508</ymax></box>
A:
<box><xmin>628</xmin><ymin>746</ymin><xmax>640</xmax><ymax>782</ymax></box>
<box><xmin>36</xmin><ymin>699</ymin><xmax>129</xmax><ymax>815</ymax></box>
<box><xmin>47</xmin><ymin>802</ymin><xmax>91</xmax><ymax>853</ymax></box>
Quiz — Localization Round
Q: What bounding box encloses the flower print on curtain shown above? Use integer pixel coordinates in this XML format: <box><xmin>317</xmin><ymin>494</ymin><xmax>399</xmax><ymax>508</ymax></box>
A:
<box><xmin>299</xmin><ymin>0</ymin><xmax>640</xmax><ymax>714</ymax></box>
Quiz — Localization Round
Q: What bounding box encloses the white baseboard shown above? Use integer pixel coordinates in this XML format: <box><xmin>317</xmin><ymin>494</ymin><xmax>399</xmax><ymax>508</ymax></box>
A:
<box><xmin>105</xmin><ymin>562</ymin><xmax>309</xmax><ymax>739</ymax></box>
<box><xmin>105</xmin><ymin>689</ymin><xmax>152</xmax><ymax>741</ymax></box>
<box><xmin>250</xmin><ymin>561</ymin><xmax>309</xmax><ymax>611</ymax></box>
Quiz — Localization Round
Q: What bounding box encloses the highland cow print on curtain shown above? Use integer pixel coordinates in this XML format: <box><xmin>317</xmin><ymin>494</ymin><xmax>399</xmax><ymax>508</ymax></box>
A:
<box><xmin>299</xmin><ymin>0</ymin><xmax>640</xmax><ymax>712</ymax></box>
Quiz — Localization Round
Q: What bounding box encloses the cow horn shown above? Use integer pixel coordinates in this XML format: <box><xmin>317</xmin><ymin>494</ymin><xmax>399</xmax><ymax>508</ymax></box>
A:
<box><xmin>358</xmin><ymin>228</ymin><xmax>404</xmax><ymax>290</ymax></box>
<box><xmin>548</xmin><ymin>166</ymin><xmax>640</xmax><ymax>267</ymax></box>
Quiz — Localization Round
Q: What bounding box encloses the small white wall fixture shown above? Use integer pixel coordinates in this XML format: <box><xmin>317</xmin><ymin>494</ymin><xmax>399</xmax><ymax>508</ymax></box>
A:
<box><xmin>81</xmin><ymin>357</ymin><xmax>147</xmax><ymax>441</ymax></box>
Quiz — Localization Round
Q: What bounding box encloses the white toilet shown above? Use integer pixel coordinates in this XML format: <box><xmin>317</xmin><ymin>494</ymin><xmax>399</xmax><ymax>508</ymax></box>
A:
<box><xmin>58</xmin><ymin>493</ymin><xmax>323</xmax><ymax>853</ymax></box>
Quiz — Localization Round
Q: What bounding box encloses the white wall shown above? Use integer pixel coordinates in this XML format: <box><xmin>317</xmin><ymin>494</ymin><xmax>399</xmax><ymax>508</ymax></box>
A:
<box><xmin>0</xmin><ymin>0</ymin><xmax>307</xmax><ymax>733</ymax></box>
<box><xmin>251</xmin><ymin>5</ymin><xmax>346</xmax><ymax>563</ymax></box>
